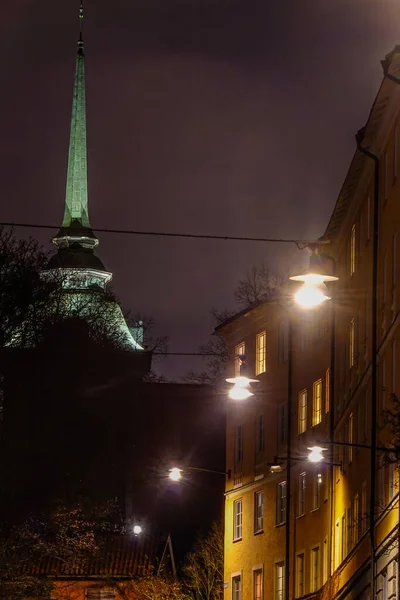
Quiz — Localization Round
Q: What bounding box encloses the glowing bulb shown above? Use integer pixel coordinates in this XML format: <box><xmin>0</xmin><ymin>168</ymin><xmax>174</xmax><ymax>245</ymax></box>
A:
<box><xmin>133</xmin><ymin>525</ymin><xmax>142</xmax><ymax>535</ymax></box>
<box><xmin>294</xmin><ymin>282</ymin><xmax>330</xmax><ymax>308</ymax></box>
<box><xmin>307</xmin><ymin>446</ymin><xmax>326</xmax><ymax>463</ymax></box>
<box><xmin>229</xmin><ymin>385</ymin><xmax>254</xmax><ymax>400</ymax></box>
<box><xmin>169</xmin><ymin>467</ymin><xmax>183</xmax><ymax>482</ymax></box>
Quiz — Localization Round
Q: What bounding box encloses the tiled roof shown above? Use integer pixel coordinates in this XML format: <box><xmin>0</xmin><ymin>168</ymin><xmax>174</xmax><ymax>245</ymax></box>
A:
<box><xmin>31</xmin><ymin>535</ymin><xmax>164</xmax><ymax>578</ymax></box>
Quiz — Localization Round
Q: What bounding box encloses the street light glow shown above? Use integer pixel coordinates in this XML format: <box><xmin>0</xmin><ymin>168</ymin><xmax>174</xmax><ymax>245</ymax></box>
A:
<box><xmin>294</xmin><ymin>282</ymin><xmax>330</xmax><ymax>308</ymax></box>
<box><xmin>226</xmin><ymin>375</ymin><xmax>258</xmax><ymax>401</ymax></box>
<box><xmin>169</xmin><ymin>467</ymin><xmax>183</xmax><ymax>482</ymax></box>
<box><xmin>133</xmin><ymin>525</ymin><xmax>142</xmax><ymax>535</ymax></box>
<box><xmin>308</xmin><ymin>446</ymin><xmax>327</xmax><ymax>463</ymax></box>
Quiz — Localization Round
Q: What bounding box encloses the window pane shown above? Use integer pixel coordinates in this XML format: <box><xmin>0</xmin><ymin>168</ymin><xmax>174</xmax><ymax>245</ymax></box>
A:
<box><xmin>254</xmin><ymin>569</ymin><xmax>263</xmax><ymax>600</ymax></box>
<box><xmin>234</xmin><ymin>342</ymin><xmax>245</xmax><ymax>376</ymax></box>
<box><xmin>233</xmin><ymin>499</ymin><xmax>242</xmax><ymax>541</ymax></box>
<box><xmin>254</xmin><ymin>491</ymin><xmax>264</xmax><ymax>533</ymax></box>
<box><xmin>256</xmin><ymin>331</ymin><xmax>267</xmax><ymax>375</ymax></box>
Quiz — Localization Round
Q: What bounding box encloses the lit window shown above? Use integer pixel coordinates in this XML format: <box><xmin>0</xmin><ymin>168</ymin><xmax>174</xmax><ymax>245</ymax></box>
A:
<box><xmin>310</xmin><ymin>546</ymin><xmax>320</xmax><ymax>592</ymax></box>
<box><xmin>313</xmin><ymin>471</ymin><xmax>321</xmax><ymax>510</ymax></box>
<box><xmin>350</xmin><ymin>224</ymin><xmax>356</xmax><ymax>275</ymax></box>
<box><xmin>234</xmin><ymin>342</ymin><xmax>245</xmax><ymax>376</ymax></box>
<box><xmin>325</xmin><ymin>368</ymin><xmax>330</xmax><ymax>413</ymax></box>
<box><xmin>296</xmin><ymin>553</ymin><xmax>304</xmax><ymax>598</ymax></box>
<box><xmin>255</xmin><ymin>331</ymin><xmax>267</xmax><ymax>375</ymax></box>
<box><xmin>276</xmin><ymin>482</ymin><xmax>286</xmax><ymax>525</ymax></box>
<box><xmin>312</xmin><ymin>379</ymin><xmax>322</xmax><ymax>426</ymax></box>
<box><xmin>298</xmin><ymin>472</ymin><xmax>306</xmax><ymax>516</ymax></box>
<box><xmin>349</xmin><ymin>318</ymin><xmax>355</xmax><ymax>368</ymax></box>
<box><xmin>275</xmin><ymin>562</ymin><xmax>285</xmax><ymax>600</ymax></box>
<box><xmin>233</xmin><ymin>499</ymin><xmax>242</xmax><ymax>541</ymax></box>
<box><xmin>254</xmin><ymin>491</ymin><xmax>264</xmax><ymax>533</ymax></box>
<box><xmin>253</xmin><ymin>569</ymin><xmax>263</xmax><ymax>600</ymax></box>
<box><xmin>232</xmin><ymin>574</ymin><xmax>242</xmax><ymax>600</ymax></box>
<box><xmin>298</xmin><ymin>390</ymin><xmax>307</xmax><ymax>434</ymax></box>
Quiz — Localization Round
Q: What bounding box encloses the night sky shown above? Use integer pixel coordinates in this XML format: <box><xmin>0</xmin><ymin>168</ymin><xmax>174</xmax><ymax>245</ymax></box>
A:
<box><xmin>2</xmin><ymin>0</ymin><xmax>400</xmax><ymax>378</ymax></box>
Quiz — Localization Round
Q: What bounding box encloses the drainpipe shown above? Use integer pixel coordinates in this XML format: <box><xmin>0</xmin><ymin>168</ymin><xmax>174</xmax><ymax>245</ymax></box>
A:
<box><xmin>329</xmin><ymin>284</ymin><xmax>336</xmax><ymax>581</ymax></box>
<box><xmin>355</xmin><ymin>127</ymin><xmax>379</xmax><ymax>600</ymax></box>
<box><xmin>285</xmin><ymin>316</ymin><xmax>293</xmax><ymax>600</ymax></box>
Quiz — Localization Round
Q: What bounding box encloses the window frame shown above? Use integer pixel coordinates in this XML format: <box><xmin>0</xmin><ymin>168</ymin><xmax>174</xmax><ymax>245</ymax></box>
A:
<box><xmin>254</xmin><ymin>490</ymin><xmax>264</xmax><ymax>534</ymax></box>
<box><xmin>232</xmin><ymin>573</ymin><xmax>242</xmax><ymax>600</ymax></box>
<box><xmin>298</xmin><ymin>389</ymin><xmax>307</xmax><ymax>434</ymax></box>
<box><xmin>298</xmin><ymin>472</ymin><xmax>306</xmax><ymax>517</ymax></box>
<box><xmin>233</xmin><ymin>499</ymin><xmax>243</xmax><ymax>541</ymax></box>
<box><xmin>234</xmin><ymin>342</ymin><xmax>245</xmax><ymax>377</ymax></box>
<box><xmin>275</xmin><ymin>561</ymin><xmax>285</xmax><ymax>600</ymax></box>
<box><xmin>310</xmin><ymin>545</ymin><xmax>320</xmax><ymax>593</ymax></box>
<box><xmin>312</xmin><ymin>379</ymin><xmax>322</xmax><ymax>426</ymax></box>
<box><xmin>276</xmin><ymin>481</ymin><xmax>287</xmax><ymax>526</ymax></box>
<box><xmin>253</xmin><ymin>567</ymin><xmax>263</xmax><ymax>600</ymax></box>
<box><xmin>296</xmin><ymin>552</ymin><xmax>305</xmax><ymax>598</ymax></box>
<box><xmin>350</xmin><ymin>223</ymin><xmax>356</xmax><ymax>275</ymax></box>
<box><xmin>255</xmin><ymin>331</ymin><xmax>267</xmax><ymax>376</ymax></box>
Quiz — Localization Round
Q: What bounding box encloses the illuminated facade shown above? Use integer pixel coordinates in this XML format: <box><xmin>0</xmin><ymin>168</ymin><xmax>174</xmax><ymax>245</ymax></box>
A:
<box><xmin>219</xmin><ymin>45</ymin><xmax>400</xmax><ymax>600</ymax></box>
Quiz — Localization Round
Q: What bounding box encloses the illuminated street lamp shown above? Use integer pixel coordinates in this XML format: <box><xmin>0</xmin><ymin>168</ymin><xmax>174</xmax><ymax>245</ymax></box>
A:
<box><xmin>168</xmin><ymin>467</ymin><xmax>183</xmax><ymax>482</ymax></box>
<box><xmin>307</xmin><ymin>446</ymin><xmax>327</xmax><ymax>463</ymax></box>
<box><xmin>226</xmin><ymin>375</ymin><xmax>259</xmax><ymax>400</ymax></box>
<box><xmin>168</xmin><ymin>465</ymin><xmax>230</xmax><ymax>481</ymax></box>
<box><xmin>133</xmin><ymin>524</ymin><xmax>142</xmax><ymax>535</ymax></box>
<box><xmin>290</xmin><ymin>247</ymin><xmax>338</xmax><ymax>309</ymax></box>
<box><xmin>226</xmin><ymin>354</ymin><xmax>259</xmax><ymax>400</ymax></box>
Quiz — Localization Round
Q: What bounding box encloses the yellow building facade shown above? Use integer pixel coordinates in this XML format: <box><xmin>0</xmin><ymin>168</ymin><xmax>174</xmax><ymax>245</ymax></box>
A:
<box><xmin>219</xmin><ymin>45</ymin><xmax>400</xmax><ymax>600</ymax></box>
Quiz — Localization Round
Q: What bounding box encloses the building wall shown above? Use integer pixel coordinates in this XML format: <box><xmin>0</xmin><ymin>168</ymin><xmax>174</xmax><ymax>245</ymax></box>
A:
<box><xmin>220</xmin><ymin>46</ymin><xmax>400</xmax><ymax>600</ymax></box>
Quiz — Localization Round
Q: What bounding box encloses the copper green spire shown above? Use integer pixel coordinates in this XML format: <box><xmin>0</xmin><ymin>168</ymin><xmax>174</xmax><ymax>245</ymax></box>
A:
<box><xmin>54</xmin><ymin>1</ymin><xmax>97</xmax><ymax>249</ymax></box>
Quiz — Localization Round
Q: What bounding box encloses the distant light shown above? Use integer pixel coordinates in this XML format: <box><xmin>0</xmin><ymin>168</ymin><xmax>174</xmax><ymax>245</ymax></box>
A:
<box><xmin>169</xmin><ymin>467</ymin><xmax>183</xmax><ymax>482</ymax></box>
<box><xmin>318</xmin><ymin>473</ymin><xmax>322</xmax><ymax>484</ymax></box>
<box><xmin>133</xmin><ymin>525</ymin><xmax>142</xmax><ymax>535</ymax></box>
<box><xmin>308</xmin><ymin>446</ymin><xmax>327</xmax><ymax>463</ymax></box>
<box><xmin>270</xmin><ymin>463</ymin><xmax>282</xmax><ymax>474</ymax></box>
<box><xmin>294</xmin><ymin>282</ymin><xmax>330</xmax><ymax>309</ymax></box>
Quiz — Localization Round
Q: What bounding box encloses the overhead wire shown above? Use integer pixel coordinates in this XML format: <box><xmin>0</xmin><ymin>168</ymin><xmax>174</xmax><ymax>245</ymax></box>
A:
<box><xmin>0</xmin><ymin>221</ymin><xmax>327</xmax><ymax>250</ymax></box>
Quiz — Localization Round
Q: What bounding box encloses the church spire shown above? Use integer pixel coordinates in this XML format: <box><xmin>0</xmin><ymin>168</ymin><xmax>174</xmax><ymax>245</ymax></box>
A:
<box><xmin>53</xmin><ymin>1</ymin><xmax>97</xmax><ymax>249</ymax></box>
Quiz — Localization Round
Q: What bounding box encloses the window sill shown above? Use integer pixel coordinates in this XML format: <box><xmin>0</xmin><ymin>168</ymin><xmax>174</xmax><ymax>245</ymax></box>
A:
<box><xmin>254</xmin><ymin>529</ymin><xmax>264</xmax><ymax>536</ymax></box>
<box><xmin>310</xmin><ymin>507</ymin><xmax>320</xmax><ymax>513</ymax></box>
<box><xmin>233</xmin><ymin>538</ymin><xmax>242</xmax><ymax>544</ymax></box>
<box><xmin>296</xmin><ymin>514</ymin><xmax>305</xmax><ymax>520</ymax></box>
<box><xmin>275</xmin><ymin>522</ymin><xmax>286</xmax><ymax>528</ymax></box>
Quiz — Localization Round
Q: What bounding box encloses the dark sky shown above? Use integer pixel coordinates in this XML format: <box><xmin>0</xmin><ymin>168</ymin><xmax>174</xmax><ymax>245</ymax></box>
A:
<box><xmin>2</xmin><ymin>0</ymin><xmax>400</xmax><ymax>378</ymax></box>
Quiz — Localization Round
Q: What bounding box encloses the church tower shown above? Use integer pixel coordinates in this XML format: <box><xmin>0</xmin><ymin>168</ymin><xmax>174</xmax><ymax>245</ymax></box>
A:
<box><xmin>43</xmin><ymin>3</ymin><xmax>143</xmax><ymax>351</ymax></box>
